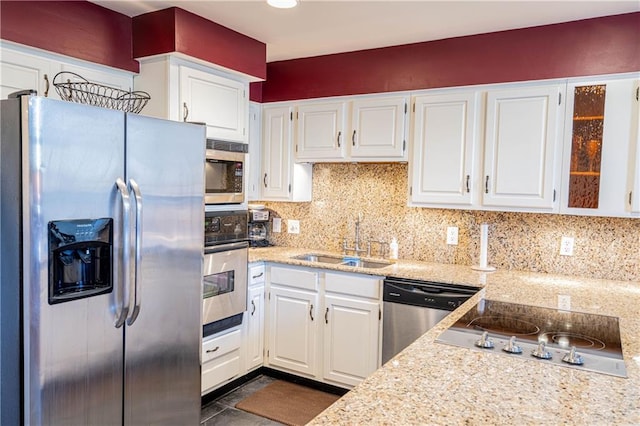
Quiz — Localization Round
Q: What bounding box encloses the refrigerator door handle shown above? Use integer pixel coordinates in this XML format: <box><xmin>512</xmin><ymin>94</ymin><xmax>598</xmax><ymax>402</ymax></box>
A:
<box><xmin>115</xmin><ymin>178</ymin><xmax>131</xmax><ymax>328</ymax></box>
<box><xmin>126</xmin><ymin>178</ymin><xmax>143</xmax><ymax>325</ymax></box>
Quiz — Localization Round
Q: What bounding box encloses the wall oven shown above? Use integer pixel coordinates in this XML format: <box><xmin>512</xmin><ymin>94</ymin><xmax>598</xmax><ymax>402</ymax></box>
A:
<box><xmin>203</xmin><ymin>210</ymin><xmax>249</xmax><ymax>337</ymax></box>
<box><xmin>205</xmin><ymin>139</ymin><xmax>248</xmax><ymax>205</ymax></box>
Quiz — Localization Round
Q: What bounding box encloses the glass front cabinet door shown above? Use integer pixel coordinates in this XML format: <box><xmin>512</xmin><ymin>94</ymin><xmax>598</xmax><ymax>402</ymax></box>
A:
<box><xmin>560</xmin><ymin>78</ymin><xmax>639</xmax><ymax>217</ymax></box>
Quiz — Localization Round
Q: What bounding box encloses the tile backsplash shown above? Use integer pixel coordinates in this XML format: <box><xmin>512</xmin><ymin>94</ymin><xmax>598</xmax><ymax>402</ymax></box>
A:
<box><xmin>258</xmin><ymin>163</ymin><xmax>640</xmax><ymax>281</ymax></box>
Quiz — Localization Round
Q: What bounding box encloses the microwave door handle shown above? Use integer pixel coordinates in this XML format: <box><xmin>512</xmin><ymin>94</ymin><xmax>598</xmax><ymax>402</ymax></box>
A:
<box><xmin>127</xmin><ymin>179</ymin><xmax>143</xmax><ymax>326</ymax></box>
<box><xmin>114</xmin><ymin>178</ymin><xmax>131</xmax><ymax>328</ymax></box>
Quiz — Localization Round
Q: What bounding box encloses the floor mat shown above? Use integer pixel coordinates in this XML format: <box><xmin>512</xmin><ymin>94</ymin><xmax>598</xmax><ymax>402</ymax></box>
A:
<box><xmin>234</xmin><ymin>380</ymin><xmax>341</xmax><ymax>426</ymax></box>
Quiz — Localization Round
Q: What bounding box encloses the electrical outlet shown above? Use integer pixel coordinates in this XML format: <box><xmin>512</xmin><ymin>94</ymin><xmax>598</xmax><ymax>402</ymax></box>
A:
<box><xmin>558</xmin><ymin>294</ymin><xmax>571</xmax><ymax>311</ymax></box>
<box><xmin>272</xmin><ymin>217</ymin><xmax>282</xmax><ymax>233</ymax></box>
<box><xmin>560</xmin><ymin>236</ymin><xmax>574</xmax><ymax>256</ymax></box>
<box><xmin>446</xmin><ymin>227</ymin><xmax>458</xmax><ymax>245</ymax></box>
<box><xmin>287</xmin><ymin>219</ymin><xmax>300</xmax><ymax>234</ymax></box>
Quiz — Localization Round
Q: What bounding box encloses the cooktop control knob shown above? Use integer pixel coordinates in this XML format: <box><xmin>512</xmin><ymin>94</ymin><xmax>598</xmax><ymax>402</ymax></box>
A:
<box><xmin>531</xmin><ymin>341</ymin><xmax>553</xmax><ymax>360</ymax></box>
<box><xmin>474</xmin><ymin>331</ymin><xmax>494</xmax><ymax>349</ymax></box>
<box><xmin>562</xmin><ymin>346</ymin><xmax>584</xmax><ymax>365</ymax></box>
<box><xmin>502</xmin><ymin>336</ymin><xmax>523</xmax><ymax>354</ymax></box>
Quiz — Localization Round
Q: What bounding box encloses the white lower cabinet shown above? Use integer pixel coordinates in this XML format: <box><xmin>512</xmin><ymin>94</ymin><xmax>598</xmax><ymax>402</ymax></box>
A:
<box><xmin>265</xmin><ymin>265</ymin><xmax>382</xmax><ymax>389</ymax></box>
<box><xmin>322</xmin><ymin>272</ymin><xmax>381</xmax><ymax>387</ymax></box>
<box><xmin>245</xmin><ymin>263</ymin><xmax>265</xmax><ymax>372</ymax></box>
<box><xmin>201</xmin><ymin>328</ymin><xmax>242</xmax><ymax>395</ymax></box>
<box><xmin>267</xmin><ymin>267</ymin><xmax>320</xmax><ymax>377</ymax></box>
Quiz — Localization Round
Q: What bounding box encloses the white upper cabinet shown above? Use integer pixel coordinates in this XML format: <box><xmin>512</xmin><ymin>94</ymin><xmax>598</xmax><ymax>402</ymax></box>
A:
<box><xmin>1</xmin><ymin>43</ymin><xmax>133</xmax><ymax>102</ymax></box>
<box><xmin>482</xmin><ymin>84</ymin><xmax>563</xmax><ymax>211</ymax></box>
<box><xmin>294</xmin><ymin>94</ymin><xmax>408</xmax><ymax>163</ymax></box>
<box><xmin>560</xmin><ymin>77</ymin><xmax>639</xmax><ymax>217</ymax></box>
<box><xmin>1</xmin><ymin>47</ymin><xmax>55</xmax><ymax>99</ymax></box>
<box><xmin>135</xmin><ymin>55</ymin><xmax>248</xmax><ymax>143</ymax></box>
<box><xmin>410</xmin><ymin>91</ymin><xmax>479</xmax><ymax>206</ymax></box>
<box><xmin>179</xmin><ymin>65</ymin><xmax>247</xmax><ymax>142</ymax></box>
<box><xmin>261</xmin><ymin>105</ymin><xmax>312</xmax><ymax>201</ymax></box>
<box><xmin>350</xmin><ymin>96</ymin><xmax>408</xmax><ymax>160</ymax></box>
<box><xmin>296</xmin><ymin>101</ymin><xmax>347</xmax><ymax>161</ymax></box>
<box><xmin>631</xmin><ymin>81</ymin><xmax>640</xmax><ymax>215</ymax></box>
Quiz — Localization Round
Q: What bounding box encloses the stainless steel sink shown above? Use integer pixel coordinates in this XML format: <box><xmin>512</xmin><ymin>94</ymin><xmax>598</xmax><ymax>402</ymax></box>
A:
<box><xmin>291</xmin><ymin>253</ymin><xmax>391</xmax><ymax>269</ymax></box>
<box><xmin>292</xmin><ymin>253</ymin><xmax>345</xmax><ymax>264</ymax></box>
<box><xmin>341</xmin><ymin>258</ymin><xmax>391</xmax><ymax>269</ymax></box>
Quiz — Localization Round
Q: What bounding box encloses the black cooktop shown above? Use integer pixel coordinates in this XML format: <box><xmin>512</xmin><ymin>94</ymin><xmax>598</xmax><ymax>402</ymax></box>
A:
<box><xmin>436</xmin><ymin>299</ymin><xmax>627</xmax><ymax>377</ymax></box>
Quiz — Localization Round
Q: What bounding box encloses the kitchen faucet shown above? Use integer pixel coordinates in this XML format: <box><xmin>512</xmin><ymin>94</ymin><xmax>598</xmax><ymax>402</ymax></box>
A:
<box><xmin>342</xmin><ymin>213</ymin><xmax>368</xmax><ymax>257</ymax></box>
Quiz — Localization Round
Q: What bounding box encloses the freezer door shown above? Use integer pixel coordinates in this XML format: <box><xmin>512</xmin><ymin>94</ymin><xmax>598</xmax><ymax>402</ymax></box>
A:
<box><xmin>22</xmin><ymin>97</ymin><xmax>126</xmax><ymax>425</ymax></box>
<box><xmin>123</xmin><ymin>114</ymin><xmax>205</xmax><ymax>425</ymax></box>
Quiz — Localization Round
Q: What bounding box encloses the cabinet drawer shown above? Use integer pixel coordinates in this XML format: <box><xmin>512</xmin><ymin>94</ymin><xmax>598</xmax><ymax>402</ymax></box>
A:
<box><xmin>249</xmin><ymin>264</ymin><xmax>265</xmax><ymax>286</ymax></box>
<box><xmin>325</xmin><ymin>272</ymin><xmax>381</xmax><ymax>299</ymax></box>
<box><xmin>202</xmin><ymin>328</ymin><xmax>241</xmax><ymax>364</ymax></box>
<box><xmin>270</xmin><ymin>266</ymin><xmax>318</xmax><ymax>291</ymax></box>
<box><xmin>201</xmin><ymin>350</ymin><xmax>241</xmax><ymax>394</ymax></box>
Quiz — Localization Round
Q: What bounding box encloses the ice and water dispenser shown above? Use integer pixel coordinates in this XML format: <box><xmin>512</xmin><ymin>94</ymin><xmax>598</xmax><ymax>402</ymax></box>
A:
<box><xmin>48</xmin><ymin>218</ymin><xmax>113</xmax><ymax>304</ymax></box>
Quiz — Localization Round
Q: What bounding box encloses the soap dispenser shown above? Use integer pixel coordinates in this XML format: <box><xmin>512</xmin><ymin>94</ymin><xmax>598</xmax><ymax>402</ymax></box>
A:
<box><xmin>389</xmin><ymin>237</ymin><xmax>398</xmax><ymax>260</ymax></box>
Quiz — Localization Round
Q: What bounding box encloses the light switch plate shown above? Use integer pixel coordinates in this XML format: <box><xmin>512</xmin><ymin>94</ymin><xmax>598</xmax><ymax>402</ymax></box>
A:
<box><xmin>272</xmin><ymin>217</ymin><xmax>282</xmax><ymax>233</ymax></box>
<box><xmin>446</xmin><ymin>227</ymin><xmax>459</xmax><ymax>245</ymax></box>
<box><xmin>287</xmin><ymin>219</ymin><xmax>300</xmax><ymax>234</ymax></box>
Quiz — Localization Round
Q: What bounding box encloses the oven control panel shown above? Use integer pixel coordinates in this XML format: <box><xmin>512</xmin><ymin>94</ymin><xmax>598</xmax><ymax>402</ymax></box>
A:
<box><xmin>205</xmin><ymin>210</ymin><xmax>248</xmax><ymax>246</ymax></box>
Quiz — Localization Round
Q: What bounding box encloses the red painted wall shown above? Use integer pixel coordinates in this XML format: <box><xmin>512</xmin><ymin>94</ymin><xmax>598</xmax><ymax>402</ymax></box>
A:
<box><xmin>133</xmin><ymin>8</ymin><xmax>266</xmax><ymax>81</ymax></box>
<box><xmin>261</xmin><ymin>12</ymin><xmax>640</xmax><ymax>102</ymax></box>
<box><xmin>0</xmin><ymin>1</ymin><xmax>138</xmax><ymax>73</ymax></box>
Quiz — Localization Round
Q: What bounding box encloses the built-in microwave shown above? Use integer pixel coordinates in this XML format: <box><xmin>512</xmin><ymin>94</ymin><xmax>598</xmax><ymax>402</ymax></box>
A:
<box><xmin>205</xmin><ymin>139</ymin><xmax>248</xmax><ymax>205</ymax></box>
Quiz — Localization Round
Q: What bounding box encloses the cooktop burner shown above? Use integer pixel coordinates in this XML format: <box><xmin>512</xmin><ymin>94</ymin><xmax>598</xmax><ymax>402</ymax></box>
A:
<box><xmin>436</xmin><ymin>299</ymin><xmax>627</xmax><ymax>378</ymax></box>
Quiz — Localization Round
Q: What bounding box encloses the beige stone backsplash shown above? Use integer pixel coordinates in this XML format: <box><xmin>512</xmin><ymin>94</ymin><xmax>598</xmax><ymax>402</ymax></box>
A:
<box><xmin>257</xmin><ymin>163</ymin><xmax>640</xmax><ymax>281</ymax></box>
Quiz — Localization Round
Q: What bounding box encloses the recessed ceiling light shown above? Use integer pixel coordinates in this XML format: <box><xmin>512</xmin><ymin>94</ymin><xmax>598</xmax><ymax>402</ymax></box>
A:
<box><xmin>267</xmin><ymin>0</ymin><xmax>298</xmax><ymax>9</ymax></box>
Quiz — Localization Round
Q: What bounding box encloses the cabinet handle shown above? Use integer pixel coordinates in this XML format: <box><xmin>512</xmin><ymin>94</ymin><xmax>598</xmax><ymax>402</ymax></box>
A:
<box><xmin>252</xmin><ymin>272</ymin><xmax>264</xmax><ymax>279</ymax></box>
<box><xmin>43</xmin><ymin>74</ymin><xmax>50</xmax><ymax>97</ymax></box>
<box><xmin>630</xmin><ymin>191</ymin><xmax>633</xmax><ymax>206</ymax></box>
<box><xmin>485</xmin><ymin>176</ymin><xmax>489</xmax><ymax>194</ymax></box>
<box><xmin>465</xmin><ymin>175</ymin><xmax>470</xmax><ymax>193</ymax></box>
<box><xmin>206</xmin><ymin>346</ymin><xmax>220</xmax><ymax>353</ymax></box>
<box><xmin>337</xmin><ymin>131</ymin><xmax>341</xmax><ymax>147</ymax></box>
<box><xmin>309</xmin><ymin>304</ymin><xmax>314</xmax><ymax>321</ymax></box>
<box><xmin>325</xmin><ymin>307</ymin><xmax>329</xmax><ymax>324</ymax></box>
<box><xmin>183</xmin><ymin>102</ymin><xmax>189</xmax><ymax>121</ymax></box>
<box><xmin>263</xmin><ymin>173</ymin><xmax>268</xmax><ymax>188</ymax></box>
<box><xmin>251</xmin><ymin>300</ymin><xmax>256</xmax><ymax>316</ymax></box>
<box><xmin>352</xmin><ymin>130</ymin><xmax>356</xmax><ymax>146</ymax></box>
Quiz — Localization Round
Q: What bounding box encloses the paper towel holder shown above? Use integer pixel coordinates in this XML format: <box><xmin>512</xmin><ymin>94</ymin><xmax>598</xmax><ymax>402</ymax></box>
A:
<box><xmin>471</xmin><ymin>223</ymin><xmax>496</xmax><ymax>272</ymax></box>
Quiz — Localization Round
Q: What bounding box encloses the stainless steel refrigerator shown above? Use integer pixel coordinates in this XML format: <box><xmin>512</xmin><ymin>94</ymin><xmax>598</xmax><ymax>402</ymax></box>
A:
<box><xmin>1</xmin><ymin>93</ymin><xmax>205</xmax><ymax>425</ymax></box>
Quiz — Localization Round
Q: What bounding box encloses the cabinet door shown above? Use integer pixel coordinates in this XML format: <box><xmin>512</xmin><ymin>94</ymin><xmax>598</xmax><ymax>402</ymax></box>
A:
<box><xmin>1</xmin><ymin>48</ymin><xmax>55</xmax><ymax>99</ymax></box>
<box><xmin>631</xmin><ymin>81</ymin><xmax>640</xmax><ymax>215</ymax></box>
<box><xmin>262</xmin><ymin>106</ymin><xmax>312</xmax><ymax>201</ymax></box>
<box><xmin>561</xmin><ymin>78</ymin><xmax>639</xmax><ymax>217</ymax></box>
<box><xmin>296</xmin><ymin>102</ymin><xmax>346</xmax><ymax>161</ymax></box>
<box><xmin>411</xmin><ymin>92</ymin><xmax>478</xmax><ymax>206</ymax></box>
<box><xmin>247</xmin><ymin>102</ymin><xmax>262</xmax><ymax>200</ymax></box>
<box><xmin>351</xmin><ymin>96</ymin><xmax>407</xmax><ymax>160</ymax></box>
<box><xmin>180</xmin><ymin>66</ymin><xmax>247</xmax><ymax>142</ymax></box>
<box><xmin>267</xmin><ymin>285</ymin><xmax>319</xmax><ymax>377</ymax></box>
<box><xmin>245</xmin><ymin>285</ymin><xmax>264</xmax><ymax>371</ymax></box>
<box><xmin>262</xmin><ymin>106</ymin><xmax>293</xmax><ymax>199</ymax></box>
<box><xmin>323</xmin><ymin>294</ymin><xmax>380</xmax><ymax>387</ymax></box>
<box><xmin>483</xmin><ymin>85</ymin><xmax>562</xmax><ymax>210</ymax></box>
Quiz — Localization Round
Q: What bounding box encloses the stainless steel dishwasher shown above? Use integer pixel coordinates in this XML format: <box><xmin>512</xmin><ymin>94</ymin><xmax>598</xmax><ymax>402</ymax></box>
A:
<box><xmin>382</xmin><ymin>277</ymin><xmax>479</xmax><ymax>364</ymax></box>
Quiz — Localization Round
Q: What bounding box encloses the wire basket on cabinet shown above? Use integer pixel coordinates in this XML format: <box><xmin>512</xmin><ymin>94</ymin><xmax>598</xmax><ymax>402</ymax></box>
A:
<box><xmin>53</xmin><ymin>72</ymin><xmax>150</xmax><ymax>114</ymax></box>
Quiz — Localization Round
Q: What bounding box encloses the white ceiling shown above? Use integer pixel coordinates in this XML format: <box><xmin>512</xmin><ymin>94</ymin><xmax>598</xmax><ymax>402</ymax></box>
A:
<box><xmin>91</xmin><ymin>0</ymin><xmax>640</xmax><ymax>62</ymax></box>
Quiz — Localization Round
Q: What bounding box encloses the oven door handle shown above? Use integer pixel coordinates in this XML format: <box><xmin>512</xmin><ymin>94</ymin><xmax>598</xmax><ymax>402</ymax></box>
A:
<box><xmin>205</xmin><ymin>241</ymin><xmax>249</xmax><ymax>255</ymax></box>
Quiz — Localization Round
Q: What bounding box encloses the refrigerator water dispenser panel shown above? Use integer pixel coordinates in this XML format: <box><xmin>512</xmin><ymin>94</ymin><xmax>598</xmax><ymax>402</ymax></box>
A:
<box><xmin>48</xmin><ymin>218</ymin><xmax>113</xmax><ymax>304</ymax></box>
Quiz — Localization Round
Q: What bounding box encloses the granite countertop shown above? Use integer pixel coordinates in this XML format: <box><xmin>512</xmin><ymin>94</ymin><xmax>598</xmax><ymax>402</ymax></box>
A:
<box><xmin>249</xmin><ymin>246</ymin><xmax>640</xmax><ymax>425</ymax></box>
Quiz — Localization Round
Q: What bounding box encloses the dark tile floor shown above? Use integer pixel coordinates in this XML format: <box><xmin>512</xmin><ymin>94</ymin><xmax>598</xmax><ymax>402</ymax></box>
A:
<box><xmin>200</xmin><ymin>375</ymin><xmax>284</xmax><ymax>425</ymax></box>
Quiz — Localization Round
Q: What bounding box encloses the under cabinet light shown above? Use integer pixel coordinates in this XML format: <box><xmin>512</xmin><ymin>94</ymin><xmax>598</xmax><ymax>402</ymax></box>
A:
<box><xmin>267</xmin><ymin>0</ymin><xmax>298</xmax><ymax>9</ymax></box>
